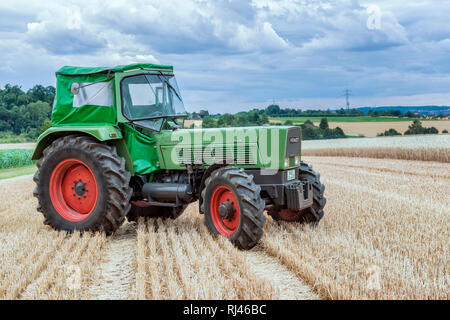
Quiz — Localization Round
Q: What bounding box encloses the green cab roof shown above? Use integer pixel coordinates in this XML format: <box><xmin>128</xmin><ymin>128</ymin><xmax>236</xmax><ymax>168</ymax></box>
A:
<box><xmin>56</xmin><ymin>63</ymin><xmax>173</xmax><ymax>76</ymax></box>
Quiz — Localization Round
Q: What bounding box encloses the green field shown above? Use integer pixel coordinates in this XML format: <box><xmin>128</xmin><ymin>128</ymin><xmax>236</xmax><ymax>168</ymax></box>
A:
<box><xmin>0</xmin><ymin>149</ymin><xmax>34</xmax><ymax>169</ymax></box>
<box><xmin>0</xmin><ymin>165</ymin><xmax>36</xmax><ymax>180</ymax></box>
<box><xmin>269</xmin><ymin>116</ymin><xmax>440</xmax><ymax>123</ymax></box>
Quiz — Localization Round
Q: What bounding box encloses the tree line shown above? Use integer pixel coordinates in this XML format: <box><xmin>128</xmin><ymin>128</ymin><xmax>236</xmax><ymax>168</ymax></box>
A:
<box><xmin>192</xmin><ymin>110</ymin><xmax>347</xmax><ymax>140</ymax></box>
<box><xmin>0</xmin><ymin>84</ymin><xmax>55</xmax><ymax>139</ymax></box>
<box><xmin>190</xmin><ymin>104</ymin><xmax>435</xmax><ymax>119</ymax></box>
<box><xmin>378</xmin><ymin>120</ymin><xmax>442</xmax><ymax>136</ymax></box>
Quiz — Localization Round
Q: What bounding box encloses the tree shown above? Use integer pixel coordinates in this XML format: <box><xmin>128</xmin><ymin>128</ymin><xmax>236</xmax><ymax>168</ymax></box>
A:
<box><xmin>300</xmin><ymin>126</ymin><xmax>318</xmax><ymax>140</ymax></box>
<box><xmin>266</xmin><ymin>104</ymin><xmax>281</xmax><ymax>115</ymax></box>
<box><xmin>404</xmin><ymin>120</ymin><xmax>439</xmax><ymax>135</ymax></box>
<box><xmin>405</xmin><ymin>111</ymin><xmax>415</xmax><ymax>118</ymax></box>
<box><xmin>334</xmin><ymin>127</ymin><xmax>345</xmax><ymax>137</ymax></box>
<box><xmin>201</xmin><ymin>116</ymin><xmax>216</xmax><ymax>128</ymax></box>
<box><xmin>319</xmin><ymin>117</ymin><xmax>329</xmax><ymax>130</ymax></box>
<box><xmin>199</xmin><ymin>110</ymin><xmax>209</xmax><ymax>118</ymax></box>
<box><xmin>39</xmin><ymin>119</ymin><xmax>52</xmax><ymax>135</ymax></box>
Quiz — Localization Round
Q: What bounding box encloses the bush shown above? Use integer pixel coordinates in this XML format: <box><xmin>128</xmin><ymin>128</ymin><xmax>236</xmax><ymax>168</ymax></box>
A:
<box><xmin>443</xmin><ymin>130</ymin><xmax>448</xmax><ymax>134</ymax></box>
<box><xmin>319</xmin><ymin>117</ymin><xmax>329</xmax><ymax>130</ymax></box>
<box><xmin>300</xmin><ymin>124</ymin><xmax>346</xmax><ymax>140</ymax></box>
<box><xmin>284</xmin><ymin>120</ymin><xmax>293</xmax><ymax>125</ymax></box>
<box><xmin>404</xmin><ymin>120</ymin><xmax>439</xmax><ymax>135</ymax></box>
<box><xmin>39</xmin><ymin>119</ymin><xmax>52</xmax><ymax>135</ymax></box>
<box><xmin>378</xmin><ymin>128</ymin><xmax>402</xmax><ymax>136</ymax></box>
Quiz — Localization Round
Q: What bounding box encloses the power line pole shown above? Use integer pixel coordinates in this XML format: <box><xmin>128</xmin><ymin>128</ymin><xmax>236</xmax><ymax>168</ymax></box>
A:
<box><xmin>343</xmin><ymin>89</ymin><xmax>352</xmax><ymax>112</ymax></box>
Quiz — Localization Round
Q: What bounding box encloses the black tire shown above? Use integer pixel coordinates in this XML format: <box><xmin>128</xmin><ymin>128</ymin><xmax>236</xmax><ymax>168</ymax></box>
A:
<box><xmin>268</xmin><ymin>162</ymin><xmax>326</xmax><ymax>224</ymax></box>
<box><xmin>126</xmin><ymin>203</ymin><xmax>187</xmax><ymax>222</ymax></box>
<box><xmin>33</xmin><ymin>135</ymin><xmax>132</xmax><ymax>235</ymax></box>
<box><xmin>201</xmin><ymin>166</ymin><xmax>266</xmax><ymax>250</ymax></box>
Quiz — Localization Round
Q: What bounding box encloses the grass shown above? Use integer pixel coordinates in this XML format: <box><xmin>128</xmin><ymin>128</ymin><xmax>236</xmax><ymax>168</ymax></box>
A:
<box><xmin>269</xmin><ymin>116</ymin><xmax>445</xmax><ymax>123</ymax></box>
<box><xmin>0</xmin><ymin>165</ymin><xmax>36</xmax><ymax>180</ymax></box>
<box><xmin>0</xmin><ymin>149</ymin><xmax>34</xmax><ymax>169</ymax></box>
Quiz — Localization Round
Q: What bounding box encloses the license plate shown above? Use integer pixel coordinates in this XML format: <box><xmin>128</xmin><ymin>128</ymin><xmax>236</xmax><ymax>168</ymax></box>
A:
<box><xmin>287</xmin><ymin>169</ymin><xmax>295</xmax><ymax>181</ymax></box>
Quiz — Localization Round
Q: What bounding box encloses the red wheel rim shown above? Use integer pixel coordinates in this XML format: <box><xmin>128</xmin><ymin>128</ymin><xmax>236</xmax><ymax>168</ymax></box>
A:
<box><xmin>49</xmin><ymin>158</ymin><xmax>98</xmax><ymax>222</ymax></box>
<box><xmin>210</xmin><ymin>185</ymin><xmax>240</xmax><ymax>236</ymax></box>
<box><xmin>279</xmin><ymin>209</ymin><xmax>301</xmax><ymax>221</ymax></box>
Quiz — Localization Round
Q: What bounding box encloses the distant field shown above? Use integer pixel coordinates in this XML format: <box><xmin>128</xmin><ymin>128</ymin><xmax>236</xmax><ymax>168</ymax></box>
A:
<box><xmin>302</xmin><ymin>135</ymin><xmax>450</xmax><ymax>162</ymax></box>
<box><xmin>270</xmin><ymin>117</ymin><xmax>450</xmax><ymax>137</ymax></box>
<box><xmin>269</xmin><ymin>116</ymin><xmax>443</xmax><ymax>123</ymax></box>
<box><xmin>302</xmin><ymin>134</ymin><xmax>450</xmax><ymax>149</ymax></box>
<box><xmin>327</xmin><ymin>121</ymin><xmax>450</xmax><ymax>137</ymax></box>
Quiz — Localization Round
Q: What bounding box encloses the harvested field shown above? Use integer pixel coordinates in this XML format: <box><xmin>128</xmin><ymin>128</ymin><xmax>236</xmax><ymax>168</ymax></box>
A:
<box><xmin>303</xmin><ymin>147</ymin><xmax>449</xmax><ymax>162</ymax></box>
<box><xmin>0</xmin><ymin>156</ymin><xmax>448</xmax><ymax>299</ymax></box>
<box><xmin>303</xmin><ymin>135</ymin><xmax>450</xmax><ymax>162</ymax></box>
<box><xmin>325</xmin><ymin>121</ymin><xmax>449</xmax><ymax>138</ymax></box>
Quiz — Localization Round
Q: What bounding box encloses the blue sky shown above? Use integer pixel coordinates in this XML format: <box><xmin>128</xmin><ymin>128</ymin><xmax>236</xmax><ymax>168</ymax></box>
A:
<box><xmin>1</xmin><ymin>0</ymin><xmax>450</xmax><ymax>113</ymax></box>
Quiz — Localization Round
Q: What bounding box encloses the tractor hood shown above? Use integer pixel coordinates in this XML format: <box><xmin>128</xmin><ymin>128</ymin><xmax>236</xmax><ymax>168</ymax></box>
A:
<box><xmin>155</xmin><ymin>126</ymin><xmax>302</xmax><ymax>170</ymax></box>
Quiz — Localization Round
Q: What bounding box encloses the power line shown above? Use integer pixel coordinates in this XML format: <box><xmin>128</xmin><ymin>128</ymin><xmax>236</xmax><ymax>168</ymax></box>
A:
<box><xmin>342</xmin><ymin>89</ymin><xmax>352</xmax><ymax>112</ymax></box>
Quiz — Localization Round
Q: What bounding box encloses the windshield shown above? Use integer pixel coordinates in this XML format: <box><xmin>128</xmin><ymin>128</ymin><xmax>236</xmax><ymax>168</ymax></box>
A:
<box><xmin>121</xmin><ymin>74</ymin><xmax>187</xmax><ymax>122</ymax></box>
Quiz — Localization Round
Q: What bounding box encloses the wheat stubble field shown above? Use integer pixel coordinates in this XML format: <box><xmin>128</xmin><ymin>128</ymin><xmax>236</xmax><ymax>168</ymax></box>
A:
<box><xmin>0</xmin><ymin>155</ymin><xmax>448</xmax><ymax>300</ymax></box>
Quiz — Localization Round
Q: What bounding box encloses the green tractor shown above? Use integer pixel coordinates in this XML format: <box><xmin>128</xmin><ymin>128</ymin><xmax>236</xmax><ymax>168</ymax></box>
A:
<box><xmin>32</xmin><ymin>63</ymin><xmax>326</xmax><ymax>250</ymax></box>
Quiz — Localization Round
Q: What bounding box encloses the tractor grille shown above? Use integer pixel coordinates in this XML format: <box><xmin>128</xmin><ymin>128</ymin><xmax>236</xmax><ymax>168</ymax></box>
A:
<box><xmin>173</xmin><ymin>143</ymin><xmax>258</xmax><ymax>165</ymax></box>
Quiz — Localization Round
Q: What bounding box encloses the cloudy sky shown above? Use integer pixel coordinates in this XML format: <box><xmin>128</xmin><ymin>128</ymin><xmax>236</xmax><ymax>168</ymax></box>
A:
<box><xmin>1</xmin><ymin>0</ymin><xmax>450</xmax><ymax>112</ymax></box>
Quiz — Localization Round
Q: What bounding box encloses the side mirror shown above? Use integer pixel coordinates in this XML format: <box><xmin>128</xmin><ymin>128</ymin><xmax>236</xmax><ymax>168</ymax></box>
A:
<box><xmin>70</xmin><ymin>82</ymin><xmax>81</xmax><ymax>95</ymax></box>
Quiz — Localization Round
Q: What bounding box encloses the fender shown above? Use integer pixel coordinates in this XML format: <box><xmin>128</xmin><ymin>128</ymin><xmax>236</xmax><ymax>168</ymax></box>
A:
<box><xmin>31</xmin><ymin>125</ymin><xmax>134</xmax><ymax>173</ymax></box>
<box><xmin>198</xmin><ymin>160</ymin><xmax>233</xmax><ymax>214</ymax></box>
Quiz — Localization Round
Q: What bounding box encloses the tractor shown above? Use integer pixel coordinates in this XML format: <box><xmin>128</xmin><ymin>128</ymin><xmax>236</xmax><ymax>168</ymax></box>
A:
<box><xmin>32</xmin><ymin>63</ymin><xmax>326</xmax><ymax>250</ymax></box>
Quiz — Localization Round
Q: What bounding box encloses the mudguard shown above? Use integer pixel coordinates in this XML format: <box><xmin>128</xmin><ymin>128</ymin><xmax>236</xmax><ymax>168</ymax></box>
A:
<box><xmin>31</xmin><ymin>126</ymin><xmax>134</xmax><ymax>173</ymax></box>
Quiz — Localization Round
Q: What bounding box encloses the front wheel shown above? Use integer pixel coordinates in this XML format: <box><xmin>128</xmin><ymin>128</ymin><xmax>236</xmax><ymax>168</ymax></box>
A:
<box><xmin>201</xmin><ymin>167</ymin><xmax>266</xmax><ymax>250</ymax></box>
<box><xmin>33</xmin><ymin>135</ymin><xmax>132</xmax><ymax>235</ymax></box>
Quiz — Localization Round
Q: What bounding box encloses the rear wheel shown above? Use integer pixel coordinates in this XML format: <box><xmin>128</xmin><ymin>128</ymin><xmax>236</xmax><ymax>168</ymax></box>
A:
<box><xmin>201</xmin><ymin>166</ymin><xmax>266</xmax><ymax>250</ymax></box>
<box><xmin>268</xmin><ymin>162</ymin><xmax>326</xmax><ymax>224</ymax></box>
<box><xmin>33</xmin><ymin>135</ymin><xmax>132</xmax><ymax>235</ymax></box>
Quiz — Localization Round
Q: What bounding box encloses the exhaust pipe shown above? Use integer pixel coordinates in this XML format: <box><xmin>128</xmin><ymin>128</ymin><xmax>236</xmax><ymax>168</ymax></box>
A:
<box><xmin>142</xmin><ymin>183</ymin><xmax>193</xmax><ymax>203</ymax></box>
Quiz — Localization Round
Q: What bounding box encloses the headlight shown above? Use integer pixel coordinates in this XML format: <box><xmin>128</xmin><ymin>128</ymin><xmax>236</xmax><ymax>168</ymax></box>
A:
<box><xmin>294</xmin><ymin>156</ymin><xmax>300</xmax><ymax>165</ymax></box>
<box><xmin>284</xmin><ymin>157</ymin><xmax>289</xmax><ymax>168</ymax></box>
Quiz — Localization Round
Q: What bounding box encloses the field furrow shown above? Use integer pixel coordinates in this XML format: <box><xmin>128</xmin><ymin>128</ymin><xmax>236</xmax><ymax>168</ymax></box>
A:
<box><xmin>86</xmin><ymin>223</ymin><xmax>136</xmax><ymax>300</ymax></box>
<box><xmin>134</xmin><ymin>206</ymin><xmax>281</xmax><ymax>300</ymax></box>
<box><xmin>244</xmin><ymin>246</ymin><xmax>320</xmax><ymax>300</ymax></box>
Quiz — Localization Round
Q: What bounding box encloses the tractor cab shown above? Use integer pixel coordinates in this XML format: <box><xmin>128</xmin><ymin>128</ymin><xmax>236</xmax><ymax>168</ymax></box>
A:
<box><xmin>120</xmin><ymin>73</ymin><xmax>187</xmax><ymax>132</ymax></box>
<box><xmin>50</xmin><ymin>63</ymin><xmax>187</xmax><ymax>132</ymax></box>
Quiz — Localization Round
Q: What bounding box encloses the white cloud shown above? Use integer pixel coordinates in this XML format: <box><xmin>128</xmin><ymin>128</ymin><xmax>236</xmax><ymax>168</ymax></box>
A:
<box><xmin>0</xmin><ymin>0</ymin><xmax>450</xmax><ymax>112</ymax></box>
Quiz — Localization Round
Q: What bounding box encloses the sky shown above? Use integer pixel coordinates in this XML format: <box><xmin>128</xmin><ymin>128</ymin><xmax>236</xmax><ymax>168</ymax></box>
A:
<box><xmin>0</xmin><ymin>0</ymin><xmax>450</xmax><ymax>113</ymax></box>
